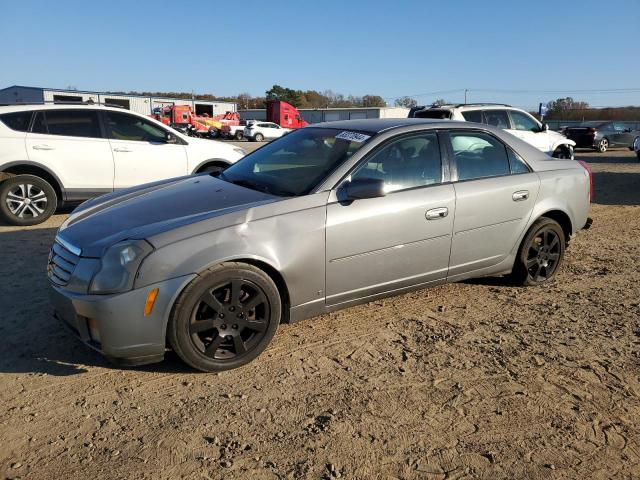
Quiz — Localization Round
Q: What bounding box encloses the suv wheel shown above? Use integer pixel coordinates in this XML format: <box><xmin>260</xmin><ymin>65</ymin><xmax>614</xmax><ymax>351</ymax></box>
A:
<box><xmin>597</xmin><ymin>138</ymin><xmax>609</xmax><ymax>153</ymax></box>
<box><xmin>510</xmin><ymin>217</ymin><xmax>565</xmax><ymax>286</ymax></box>
<box><xmin>254</xmin><ymin>133</ymin><xmax>264</xmax><ymax>142</ymax></box>
<box><xmin>0</xmin><ymin>175</ymin><xmax>58</xmax><ymax>226</ymax></box>
<box><xmin>552</xmin><ymin>145</ymin><xmax>574</xmax><ymax>159</ymax></box>
<box><xmin>168</xmin><ymin>262</ymin><xmax>281</xmax><ymax>372</ymax></box>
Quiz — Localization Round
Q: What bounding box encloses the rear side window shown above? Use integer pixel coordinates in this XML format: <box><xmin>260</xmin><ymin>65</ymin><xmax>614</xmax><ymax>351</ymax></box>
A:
<box><xmin>414</xmin><ymin>109</ymin><xmax>452</xmax><ymax>119</ymax></box>
<box><xmin>461</xmin><ymin>110</ymin><xmax>482</xmax><ymax>123</ymax></box>
<box><xmin>105</xmin><ymin>111</ymin><xmax>167</xmax><ymax>142</ymax></box>
<box><xmin>449</xmin><ymin>131</ymin><xmax>511</xmax><ymax>181</ymax></box>
<box><xmin>508</xmin><ymin>149</ymin><xmax>531</xmax><ymax>174</ymax></box>
<box><xmin>31</xmin><ymin>110</ymin><xmax>102</xmax><ymax>138</ymax></box>
<box><xmin>482</xmin><ymin>110</ymin><xmax>510</xmax><ymax>129</ymax></box>
<box><xmin>0</xmin><ymin>111</ymin><xmax>32</xmax><ymax>132</ymax></box>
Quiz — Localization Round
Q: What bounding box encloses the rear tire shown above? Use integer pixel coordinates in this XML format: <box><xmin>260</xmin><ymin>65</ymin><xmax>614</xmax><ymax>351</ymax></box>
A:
<box><xmin>510</xmin><ymin>217</ymin><xmax>565</xmax><ymax>286</ymax></box>
<box><xmin>234</xmin><ymin>130</ymin><xmax>244</xmax><ymax>140</ymax></box>
<box><xmin>168</xmin><ymin>263</ymin><xmax>281</xmax><ymax>372</ymax></box>
<box><xmin>597</xmin><ymin>138</ymin><xmax>609</xmax><ymax>153</ymax></box>
<box><xmin>254</xmin><ymin>133</ymin><xmax>264</xmax><ymax>142</ymax></box>
<box><xmin>0</xmin><ymin>174</ymin><xmax>57</xmax><ymax>226</ymax></box>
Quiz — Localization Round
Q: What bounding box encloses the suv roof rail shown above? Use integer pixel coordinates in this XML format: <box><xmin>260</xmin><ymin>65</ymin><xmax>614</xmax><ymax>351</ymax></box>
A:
<box><xmin>453</xmin><ymin>103</ymin><xmax>512</xmax><ymax>108</ymax></box>
<box><xmin>0</xmin><ymin>101</ymin><xmax>126</xmax><ymax>108</ymax></box>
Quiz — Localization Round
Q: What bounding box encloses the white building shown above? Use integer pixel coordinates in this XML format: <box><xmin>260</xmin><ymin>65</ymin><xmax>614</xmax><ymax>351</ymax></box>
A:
<box><xmin>0</xmin><ymin>85</ymin><xmax>237</xmax><ymax>116</ymax></box>
<box><xmin>239</xmin><ymin>106</ymin><xmax>409</xmax><ymax>123</ymax></box>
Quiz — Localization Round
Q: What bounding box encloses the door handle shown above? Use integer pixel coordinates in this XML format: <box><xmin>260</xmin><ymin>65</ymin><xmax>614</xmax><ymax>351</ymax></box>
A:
<box><xmin>425</xmin><ymin>207</ymin><xmax>448</xmax><ymax>220</ymax></box>
<box><xmin>512</xmin><ymin>190</ymin><xmax>529</xmax><ymax>201</ymax></box>
<box><xmin>32</xmin><ymin>144</ymin><xmax>55</xmax><ymax>150</ymax></box>
<box><xmin>113</xmin><ymin>147</ymin><xmax>132</xmax><ymax>152</ymax></box>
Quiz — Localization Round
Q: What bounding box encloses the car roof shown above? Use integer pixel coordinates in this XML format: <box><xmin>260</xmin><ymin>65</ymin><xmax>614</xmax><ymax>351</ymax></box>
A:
<box><xmin>312</xmin><ymin>118</ymin><xmax>468</xmax><ymax>134</ymax></box>
<box><xmin>0</xmin><ymin>103</ymin><xmax>130</xmax><ymax>114</ymax></box>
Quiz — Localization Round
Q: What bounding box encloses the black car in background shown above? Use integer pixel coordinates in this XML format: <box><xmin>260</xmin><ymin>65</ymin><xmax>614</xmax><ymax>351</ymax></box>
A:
<box><xmin>563</xmin><ymin>121</ymin><xmax>640</xmax><ymax>153</ymax></box>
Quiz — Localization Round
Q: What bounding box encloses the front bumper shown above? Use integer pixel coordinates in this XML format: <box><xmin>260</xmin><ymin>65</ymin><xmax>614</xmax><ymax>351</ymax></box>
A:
<box><xmin>50</xmin><ymin>274</ymin><xmax>196</xmax><ymax>366</ymax></box>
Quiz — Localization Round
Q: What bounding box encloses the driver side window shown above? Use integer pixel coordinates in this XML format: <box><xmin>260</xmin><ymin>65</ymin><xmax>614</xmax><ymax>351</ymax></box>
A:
<box><xmin>351</xmin><ymin>132</ymin><xmax>442</xmax><ymax>193</ymax></box>
<box><xmin>106</xmin><ymin>111</ymin><xmax>168</xmax><ymax>142</ymax></box>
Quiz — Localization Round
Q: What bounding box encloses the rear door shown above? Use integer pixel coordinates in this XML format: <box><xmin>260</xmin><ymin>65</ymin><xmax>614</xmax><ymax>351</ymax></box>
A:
<box><xmin>445</xmin><ymin>129</ymin><xmax>540</xmax><ymax>279</ymax></box>
<box><xmin>325</xmin><ymin>130</ymin><xmax>455</xmax><ymax>306</ymax></box>
<box><xmin>26</xmin><ymin>109</ymin><xmax>114</xmax><ymax>198</ymax></box>
<box><xmin>104</xmin><ymin>110</ymin><xmax>188</xmax><ymax>188</ymax></box>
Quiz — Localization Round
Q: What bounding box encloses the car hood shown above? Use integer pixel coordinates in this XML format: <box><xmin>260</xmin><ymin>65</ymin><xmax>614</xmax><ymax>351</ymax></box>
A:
<box><xmin>58</xmin><ymin>175</ymin><xmax>277</xmax><ymax>257</ymax></box>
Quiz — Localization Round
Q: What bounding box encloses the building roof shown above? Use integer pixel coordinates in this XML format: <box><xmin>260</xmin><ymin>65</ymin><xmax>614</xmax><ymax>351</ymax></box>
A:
<box><xmin>0</xmin><ymin>85</ymin><xmax>235</xmax><ymax>104</ymax></box>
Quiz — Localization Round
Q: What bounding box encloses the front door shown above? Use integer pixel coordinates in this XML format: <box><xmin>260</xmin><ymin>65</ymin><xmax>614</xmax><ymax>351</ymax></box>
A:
<box><xmin>104</xmin><ymin>110</ymin><xmax>188</xmax><ymax>188</ymax></box>
<box><xmin>325</xmin><ymin>131</ymin><xmax>455</xmax><ymax>306</ymax></box>
<box><xmin>445</xmin><ymin>129</ymin><xmax>540</xmax><ymax>279</ymax></box>
<box><xmin>506</xmin><ymin>110</ymin><xmax>551</xmax><ymax>154</ymax></box>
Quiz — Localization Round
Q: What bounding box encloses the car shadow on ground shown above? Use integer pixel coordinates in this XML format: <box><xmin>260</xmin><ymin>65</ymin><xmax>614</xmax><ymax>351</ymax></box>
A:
<box><xmin>0</xmin><ymin>227</ymin><xmax>194</xmax><ymax>376</ymax></box>
<box><xmin>592</xmin><ymin>172</ymin><xmax>640</xmax><ymax>206</ymax></box>
<box><xmin>575</xmin><ymin>149</ymin><xmax>638</xmax><ymax>164</ymax></box>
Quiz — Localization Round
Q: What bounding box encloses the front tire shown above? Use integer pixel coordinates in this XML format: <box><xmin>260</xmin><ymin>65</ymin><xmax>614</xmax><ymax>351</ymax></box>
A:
<box><xmin>0</xmin><ymin>174</ymin><xmax>57</xmax><ymax>226</ymax></box>
<box><xmin>552</xmin><ymin>144</ymin><xmax>574</xmax><ymax>159</ymax></box>
<box><xmin>597</xmin><ymin>138</ymin><xmax>609</xmax><ymax>153</ymax></box>
<box><xmin>510</xmin><ymin>217</ymin><xmax>565</xmax><ymax>286</ymax></box>
<box><xmin>168</xmin><ymin>263</ymin><xmax>281</xmax><ymax>372</ymax></box>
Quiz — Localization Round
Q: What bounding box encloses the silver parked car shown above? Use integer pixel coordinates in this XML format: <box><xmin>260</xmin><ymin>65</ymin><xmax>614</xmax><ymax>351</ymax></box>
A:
<box><xmin>48</xmin><ymin>119</ymin><xmax>593</xmax><ymax>372</ymax></box>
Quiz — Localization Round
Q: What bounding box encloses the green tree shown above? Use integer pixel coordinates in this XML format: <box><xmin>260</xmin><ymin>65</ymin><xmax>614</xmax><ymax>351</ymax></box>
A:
<box><xmin>265</xmin><ymin>85</ymin><xmax>302</xmax><ymax>106</ymax></box>
<box><xmin>362</xmin><ymin>95</ymin><xmax>387</xmax><ymax>107</ymax></box>
<box><xmin>545</xmin><ymin>97</ymin><xmax>590</xmax><ymax>119</ymax></box>
<box><xmin>394</xmin><ymin>96</ymin><xmax>417</xmax><ymax>108</ymax></box>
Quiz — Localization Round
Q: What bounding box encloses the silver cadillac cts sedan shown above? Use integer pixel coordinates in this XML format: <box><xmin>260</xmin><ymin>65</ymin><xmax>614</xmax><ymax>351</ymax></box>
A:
<box><xmin>48</xmin><ymin>119</ymin><xmax>592</xmax><ymax>372</ymax></box>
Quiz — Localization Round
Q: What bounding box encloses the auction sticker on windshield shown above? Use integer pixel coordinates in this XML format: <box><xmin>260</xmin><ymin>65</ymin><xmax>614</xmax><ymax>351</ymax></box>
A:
<box><xmin>335</xmin><ymin>131</ymin><xmax>371</xmax><ymax>143</ymax></box>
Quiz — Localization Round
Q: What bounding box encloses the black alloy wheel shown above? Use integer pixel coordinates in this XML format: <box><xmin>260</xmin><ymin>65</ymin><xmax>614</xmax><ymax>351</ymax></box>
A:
<box><xmin>189</xmin><ymin>279</ymin><xmax>270</xmax><ymax>360</ymax></box>
<box><xmin>168</xmin><ymin>263</ymin><xmax>281</xmax><ymax>372</ymax></box>
<box><xmin>511</xmin><ymin>217</ymin><xmax>565</xmax><ymax>286</ymax></box>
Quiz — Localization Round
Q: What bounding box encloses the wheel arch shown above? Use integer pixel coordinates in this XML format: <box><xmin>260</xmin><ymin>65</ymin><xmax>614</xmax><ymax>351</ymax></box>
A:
<box><xmin>537</xmin><ymin>209</ymin><xmax>573</xmax><ymax>243</ymax></box>
<box><xmin>191</xmin><ymin>158</ymin><xmax>231</xmax><ymax>174</ymax></box>
<box><xmin>550</xmin><ymin>138</ymin><xmax>576</xmax><ymax>153</ymax></box>
<box><xmin>0</xmin><ymin>161</ymin><xmax>64</xmax><ymax>201</ymax></box>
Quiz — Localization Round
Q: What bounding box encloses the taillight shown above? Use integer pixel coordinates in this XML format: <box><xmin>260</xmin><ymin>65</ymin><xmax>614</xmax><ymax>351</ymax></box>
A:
<box><xmin>577</xmin><ymin>160</ymin><xmax>593</xmax><ymax>202</ymax></box>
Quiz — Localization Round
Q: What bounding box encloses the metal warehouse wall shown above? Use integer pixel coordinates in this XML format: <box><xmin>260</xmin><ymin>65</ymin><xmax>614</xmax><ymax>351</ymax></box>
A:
<box><xmin>0</xmin><ymin>86</ymin><xmax>44</xmax><ymax>104</ymax></box>
<box><xmin>239</xmin><ymin>109</ymin><xmax>267</xmax><ymax>121</ymax></box>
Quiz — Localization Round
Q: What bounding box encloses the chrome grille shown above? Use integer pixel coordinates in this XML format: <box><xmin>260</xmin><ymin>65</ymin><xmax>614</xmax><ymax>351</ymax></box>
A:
<box><xmin>48</xmin><ymin>238</ymin><xmax>80</xmax><ymax>286</ymax></box>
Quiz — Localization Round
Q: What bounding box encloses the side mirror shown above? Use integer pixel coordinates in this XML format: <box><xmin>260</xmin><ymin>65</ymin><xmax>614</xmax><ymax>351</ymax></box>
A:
<box><xmin>339</xmin><ymin>178</ymin><xmax>386</xmax><ymax>201</ymax></box>
<box><xmin>540</xmin><ymin>123</ymin><xmax>549</xmax><ymax>132</ymax></box>
<box><xmin>165</xmin><ymin>131</ymin><xmax>177</xmax><ymax>144</ymax></box>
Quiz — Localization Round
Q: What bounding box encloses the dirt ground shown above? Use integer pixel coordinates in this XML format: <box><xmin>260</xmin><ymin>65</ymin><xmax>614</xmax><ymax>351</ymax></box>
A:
<box><xmin>1</xmin><ymin>149</ymin><xmax>639</xmax><ymax>480</ymax></box>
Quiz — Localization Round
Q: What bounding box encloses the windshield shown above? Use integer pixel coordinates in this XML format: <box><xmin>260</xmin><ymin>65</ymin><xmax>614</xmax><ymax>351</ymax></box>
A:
<box><xmin>219</xmin><ymin>127</ymin><xmax>371</xmax><ymax>196</ymax></box>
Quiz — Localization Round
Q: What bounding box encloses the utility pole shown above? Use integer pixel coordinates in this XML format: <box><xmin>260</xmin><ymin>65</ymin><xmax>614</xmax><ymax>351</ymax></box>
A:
<box><xmin>464</xmin><ymin>89</ymin><xmax>469</xmax><ymax>104</ymax></box>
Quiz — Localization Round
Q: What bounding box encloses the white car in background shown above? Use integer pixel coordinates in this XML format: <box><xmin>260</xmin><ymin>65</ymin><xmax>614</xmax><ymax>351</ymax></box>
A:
<box><xmin>635</xmin><ymin>136</ymin><xmax>640</xmax><ymax>161</ymax></box>
<box><xmin>243</xmin><ymin>122</ymin><xmax>291</xmax><ymax>142</ymax></box>
<box><xmin>410</xmin><ymin>103</ymin><xmax>576</xmax><ymax>159</ymax></box>
<box><xmin>0</xmin><ymin>103</ymin><xmax>246</xmax><ymax>225</ymax></box>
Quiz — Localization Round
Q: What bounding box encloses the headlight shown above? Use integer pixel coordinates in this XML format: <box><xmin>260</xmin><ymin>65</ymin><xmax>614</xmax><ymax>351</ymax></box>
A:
<box><xmin>89</xmin><ymin>240</ymin><xmax>153</xmax><ymax>294</ymax></box>
<box><xmin>232</xmin><ymin>147</ymin><xmax>246</xmax><ymax>156</ymax></box>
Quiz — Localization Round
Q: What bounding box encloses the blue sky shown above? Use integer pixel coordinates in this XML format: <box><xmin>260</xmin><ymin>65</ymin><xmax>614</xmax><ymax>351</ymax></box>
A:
<box><xmin>2</xmin><ymin>0</ymin><xmax>639</xmax><ymax>109</ymax></box>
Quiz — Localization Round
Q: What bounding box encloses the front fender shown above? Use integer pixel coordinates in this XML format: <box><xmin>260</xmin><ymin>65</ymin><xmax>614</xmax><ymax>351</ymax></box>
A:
<box><xmin>551</xmin><ymin>137</ymin><xmax>576</xmax><ymax>152</ymax></box>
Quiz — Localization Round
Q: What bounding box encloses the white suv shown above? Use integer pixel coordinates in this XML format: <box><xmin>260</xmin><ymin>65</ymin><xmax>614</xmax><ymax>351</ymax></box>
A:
<box><xmin>0</xmin><ymin>104</ymin><xmax>246</xmax><ymax>225</ymax></box>
<box><xmin>409</xmin><ymin>104</ymin><xmax>576</xmax><ymax>159</ymax></box>
<box><xmin>244</xmin><ymin>122</ymin><xmax>290</xmax><ymax>142</ymax></box>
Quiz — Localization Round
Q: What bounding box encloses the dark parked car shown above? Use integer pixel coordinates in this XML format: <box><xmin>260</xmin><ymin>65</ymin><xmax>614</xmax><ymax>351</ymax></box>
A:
<box><xmin>563</xmin><ymin>122</ymin><xmax>640</xmax><ymax>153</ymax></box>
